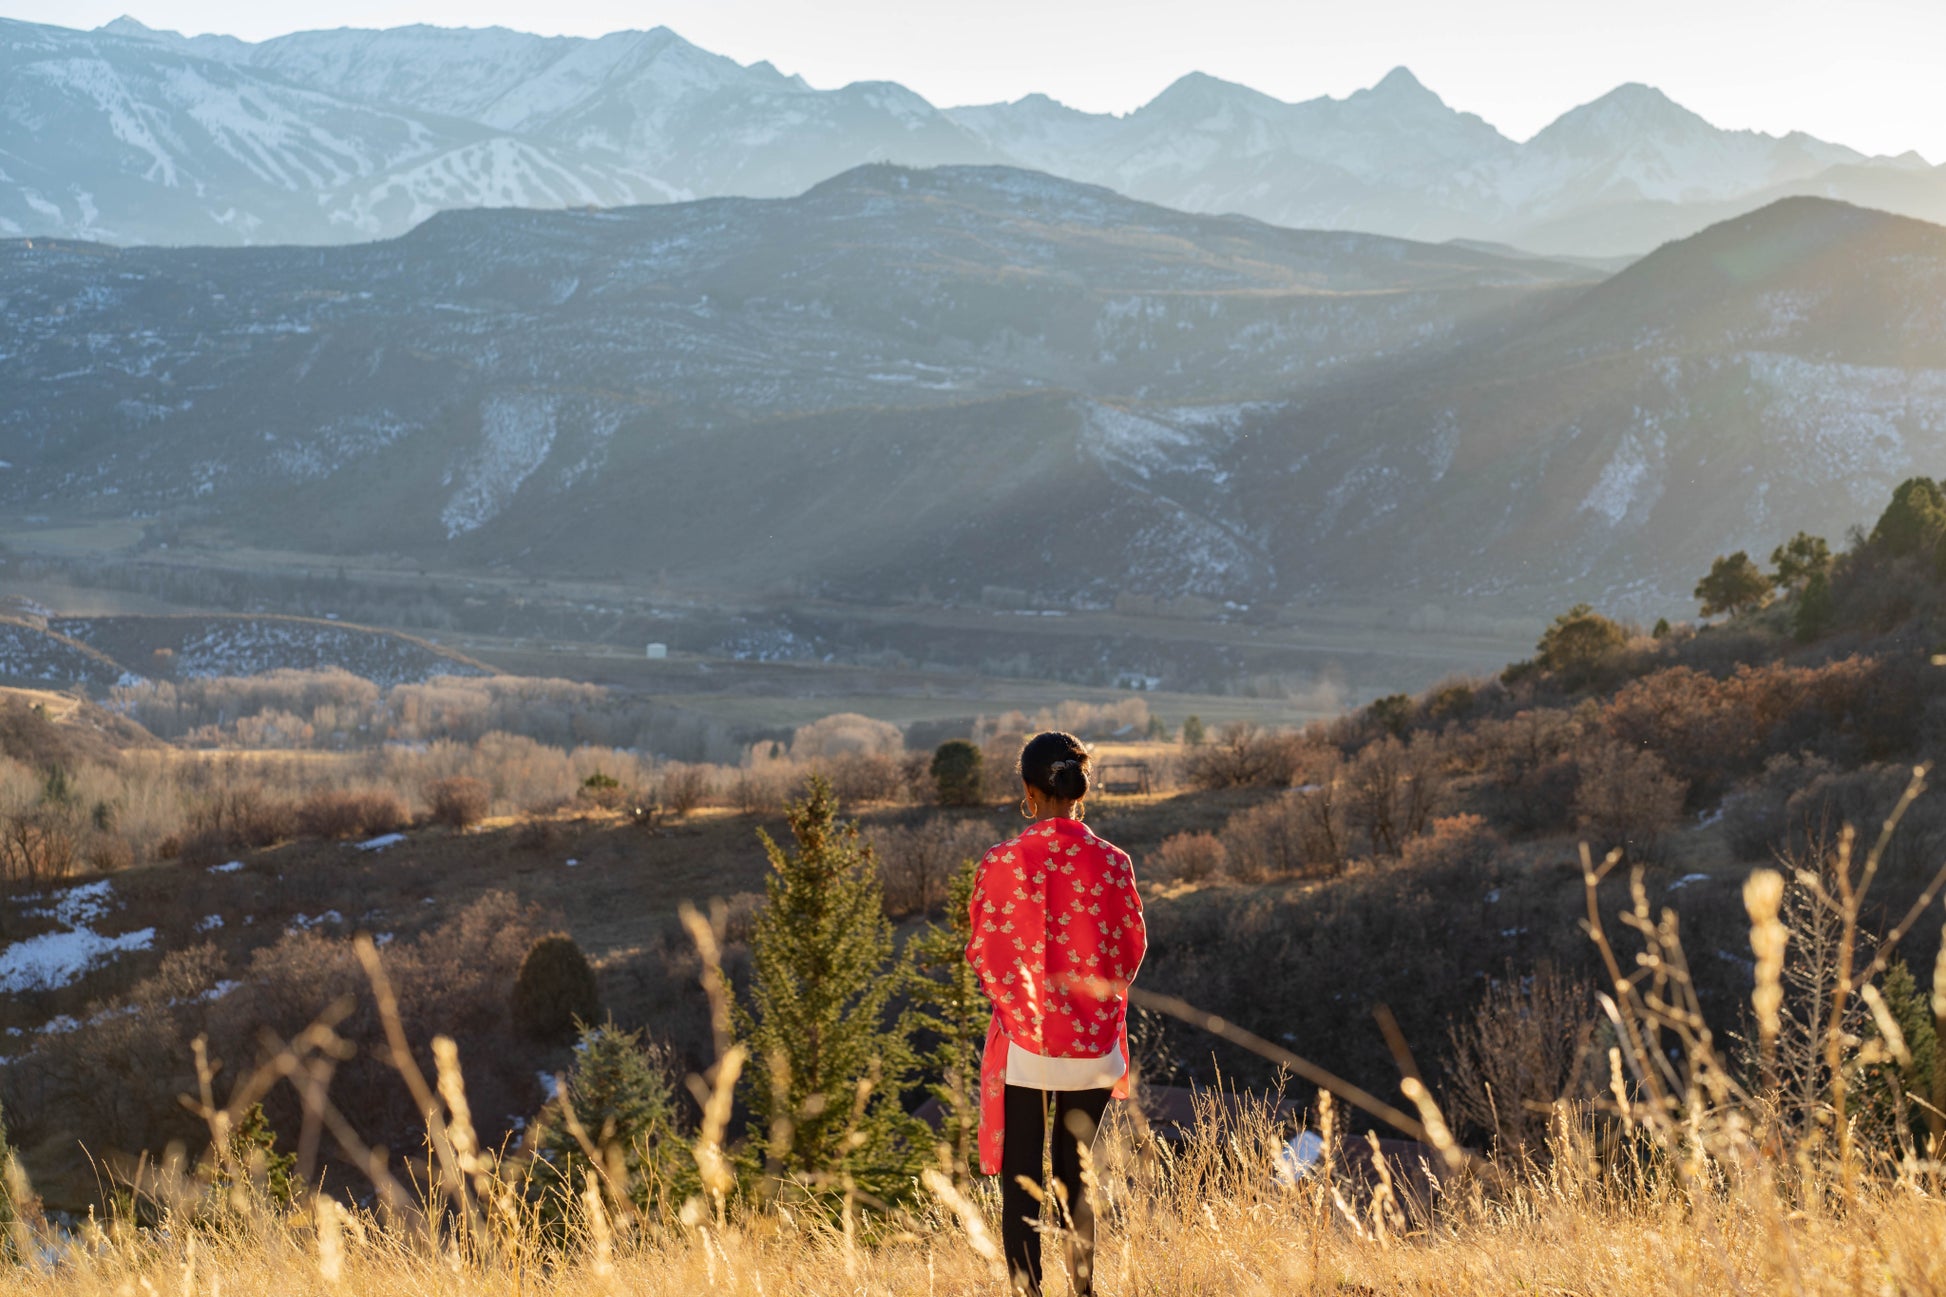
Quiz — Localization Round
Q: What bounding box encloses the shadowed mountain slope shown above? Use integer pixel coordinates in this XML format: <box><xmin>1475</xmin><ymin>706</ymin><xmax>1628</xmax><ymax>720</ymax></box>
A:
<box><xmin>7</xmin><ymin>172</ymin><xmax>1943</xmax><ymax>612</ymax></box>
<box><xmin>0</xmin><ymin>166</ymin><xmax>1591</xmax><ymax>603</ymax></box>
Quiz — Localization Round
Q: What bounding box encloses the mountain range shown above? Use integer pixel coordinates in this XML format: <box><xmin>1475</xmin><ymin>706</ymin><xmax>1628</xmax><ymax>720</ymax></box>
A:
<box><xmin>6</xmin><ymin>164</ymin><xmax>1944</xmax><ymax>613</ymax></box>
<box><xmin>5</xmin><ymin>15</ymin><xmax>1945</xmax><ymax>255</ymax></box>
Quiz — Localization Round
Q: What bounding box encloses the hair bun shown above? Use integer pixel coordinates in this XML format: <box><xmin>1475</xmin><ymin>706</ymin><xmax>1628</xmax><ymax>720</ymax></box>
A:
<box><xmin>1018</xmin><ymin>730</ymin><xmax>1092</xmax><ymax>802</ymax></box>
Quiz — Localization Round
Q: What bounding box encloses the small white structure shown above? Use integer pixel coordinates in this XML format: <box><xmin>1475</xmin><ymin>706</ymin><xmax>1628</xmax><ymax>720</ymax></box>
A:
<box><xmin>646</xmin><ymin>642</ymin><xmax>668</xmax><ymax>660</ymax></box>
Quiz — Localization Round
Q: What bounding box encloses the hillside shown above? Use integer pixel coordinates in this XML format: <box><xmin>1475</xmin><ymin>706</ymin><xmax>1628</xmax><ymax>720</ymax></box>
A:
<box><xmin>9</xmin><ymin>180</ymin><xmax>1946</xmax><ymax>610</ymax></box>
<box><xmin>0</xmin><ymin>614</ymin><xmax>486</xmax><ymax>689</ymax></box>
<box><xmin>1216</xmin><ymin>196</ymin><xmax>1946</xmax><ymax>607</ymax></box>
<box><xmin>0</xmin><ymin>165</ymin><xmax>1589</xmax><ymax>605</ymax></box>
<box><xmin>7</xmin><ymin>17</ymin><xmax>1946</xmax><ymax>255</ymax></box>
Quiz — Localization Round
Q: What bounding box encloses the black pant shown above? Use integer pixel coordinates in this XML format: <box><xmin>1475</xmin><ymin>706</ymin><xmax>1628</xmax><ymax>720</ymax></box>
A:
<box><xmin>1001</xmin><ymin>1084</ymin><xmax>1112</xmax><ymax>1297</ymax></box>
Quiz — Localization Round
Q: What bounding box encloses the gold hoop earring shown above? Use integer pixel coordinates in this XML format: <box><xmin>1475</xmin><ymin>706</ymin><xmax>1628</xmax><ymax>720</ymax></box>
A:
<box><xmin>1019</xmin><ymin>797</ymin><xmax>1035</xmax><ymax>819</ymax></box>
<box><xmin>1073</xmin><ymin>802</ymin><xmax>1085</xmax><ymax>822</ymax></box>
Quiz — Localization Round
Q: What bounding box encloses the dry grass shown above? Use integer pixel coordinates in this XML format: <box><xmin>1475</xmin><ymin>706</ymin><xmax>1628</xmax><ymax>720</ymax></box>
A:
<box><xmin>5</xmin><ymin>1068</ymin><xmax>1944</xmax><ymax>1297</ymax></box>
<box><xmin>9</xmin><ymin>779</ymin><xmax>1946</xmax><ymax>1297</ymax></box>
<box><xmin>3</xmin><ymin>1179</ymin><xmax>1943</xmax><ymax>1295</ymax></box>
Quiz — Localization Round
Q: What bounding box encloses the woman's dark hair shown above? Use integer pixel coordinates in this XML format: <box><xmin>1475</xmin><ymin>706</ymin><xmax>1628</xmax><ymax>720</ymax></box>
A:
<box><xmin>1019</xmin><ymin>731</ymin><xmax>1091</xmax><ymax>802</ymax></box>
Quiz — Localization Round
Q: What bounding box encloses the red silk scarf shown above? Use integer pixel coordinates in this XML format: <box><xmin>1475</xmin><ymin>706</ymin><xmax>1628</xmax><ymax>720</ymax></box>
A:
<box><xmin>965</xmin><ymin>816</ymin><xmax>1147</xmax><ymax>1175</ymax></box>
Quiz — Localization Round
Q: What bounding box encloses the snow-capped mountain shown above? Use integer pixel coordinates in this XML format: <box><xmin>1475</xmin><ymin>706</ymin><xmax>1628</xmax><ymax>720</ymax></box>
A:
<box><xmin>7</xmin><ymin>15</ymin><xmax>1946</xmax><ymax>256</ymax></box>
<box><xmin>948</xmin><ymin>72</ymin><xmax>1944</xmax><ymax>255</ymax></box>
<box><xmin>0</xmin><ymin>17</ymin><xmax>684</xmax><ymax>244</ymax></box>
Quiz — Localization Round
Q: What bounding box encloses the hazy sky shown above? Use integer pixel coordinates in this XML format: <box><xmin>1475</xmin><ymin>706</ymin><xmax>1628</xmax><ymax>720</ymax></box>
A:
<box><xmin>9</xmin><ymin>0</ymin><xmax>1945</xmax><ymax>161</ymax></box>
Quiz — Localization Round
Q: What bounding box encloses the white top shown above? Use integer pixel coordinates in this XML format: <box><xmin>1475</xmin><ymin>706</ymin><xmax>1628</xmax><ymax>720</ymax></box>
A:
<box><xmin>1005</xmin><ymin>1041</ymin><xmax>1126</xmax><ymax>1091</ymax></box>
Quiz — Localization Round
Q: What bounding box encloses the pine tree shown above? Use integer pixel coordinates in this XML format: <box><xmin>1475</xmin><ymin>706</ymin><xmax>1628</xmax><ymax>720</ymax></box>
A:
<box><xmin>1535</xmin><ymin>603</ymin><xmax>1629</xmax><ymax>678</ymax></box>
<box><xmin>1694</xmin><ymin>552</ymin><xmax>1771</xmax><ymax>618</ymax></box>
<box><xmin>532</xmin><ymin>1021</ymin><xmax>687</xmax><ymax>1221</ymax></box>
<box><xmin>211</xmin><ymin>1102</ymin><xmax>297</xmax><ymax>1209</ymax></box>
<box><xmin>738</xmin><ymin>777</ymin><xmax>923</xmax><ymax>1206</ymax></box>
<box><xmin>1857</xmin><ymin>960</ymin><xmax>1938</xmax><ymax>1152</ymax></box>
<box><xmin>929</xmin><ymin>740</ymin><xmax>985</xmax><ymax>807</ymax></box>
<box><xmin>1793</xmin><ymin>569</ymin><xmax>1835</xmax><ymax>642</ymax></box>
<box><xmin>904</xmin><ymin>858</ymin><xmax>987</xmax><ymax>1184</ymax></box>
<box><xmin>1870</xmin><ymin>476</ymin><xmax>1946</xmax><ymax>557</ymax></box>
<box><xmin>1770</xmin><ymin>531</ymin><xmax>1831</xmax><ymax>591</ymax></box>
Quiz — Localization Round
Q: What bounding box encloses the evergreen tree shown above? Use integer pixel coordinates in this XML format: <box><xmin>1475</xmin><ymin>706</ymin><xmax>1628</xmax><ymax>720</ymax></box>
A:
<box><xmin>532</xmin><ymin>1021</ymin><xmax>687</xmax><ymax>1221</ymax></box>
<box><xmin>1857</xmin><ymin>960</ymin><xmax>1938</xmax><ymax>1151</ymax></box>
<box><xmin>1793</xmin><ymin>569</ymin><xmax>1835</xmax><ymax>642</ymax></box>
<box><xmin>1870</xmin><ymin>477</ymin><xmax>1946</xmax><ymax>557</ymax></box>
<box><xmin>904</xmin><ymin>859</ymin><xmax>987</xmax><ymax>1184</ymax></box>
<box><xmin>1535</xmin><ymin>603</ymin><xmax>1629</xmax><ymax>678</ymax></box>
<box><xmin>1694</xmin><ymin>552</ymin><xmax>1771</xmax><ymax>618</ymax></box>
<box><xmin>1368</xmin><ymin>694</ymin><xmax>1413</xmax><ymax>738</ymax></box>
<box><xmin>211</xmin><ymin>1103</ymin><xmax>297</xmax><ymax>1209</ymax></box>
<box><xmin>1770</xmin><ymin>531</ymin><xmax>1831</xmax><ymax>591</ymax></box>
<box><xmin>1181</xmin><ymin>715</ymin><xmax>1206</xmax><ymax>746</ymax></box>
<box><xmin>738</xmin><ymin>777</ymin><xmax>923</xmax><ymax>1205</ymax></box>
<box><xmin>929</xmin><ymin>740</ymin><xmax>985</xmax><ymax>807</ymax></box>
<box><xmin>512</xmin><ymin>933</ymin><xmax>602</xmax><ymax>1044</ymax></box>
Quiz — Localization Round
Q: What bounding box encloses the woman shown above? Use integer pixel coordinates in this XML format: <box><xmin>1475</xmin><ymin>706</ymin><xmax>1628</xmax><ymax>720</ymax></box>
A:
<box><xmin>966</xmin><ymin>731</ymin><xmax>1147</xmax><ymax>1297</ymax></box>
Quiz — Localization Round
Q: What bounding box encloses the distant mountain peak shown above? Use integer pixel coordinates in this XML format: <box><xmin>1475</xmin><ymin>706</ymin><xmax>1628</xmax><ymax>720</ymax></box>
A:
<box><xmin>1550</xmin><ymin>82</ymin><xmax>1710</xmax><ymax>138</ymax></box>
<box><xmin>99</xmin><ymin>15</ymin><xmax>167</xmax><ymax>39</ymax></box>
<box><xmin>1365</xmin><ymin>65</ymin><xmax>1437</xmax><ymax>102</ymax></box>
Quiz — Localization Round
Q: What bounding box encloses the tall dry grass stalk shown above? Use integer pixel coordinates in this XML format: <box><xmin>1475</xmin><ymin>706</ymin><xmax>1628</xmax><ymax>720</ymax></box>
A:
<box><xmin>9</xmin><ymin>778</ymin><xmax>1946</xmax><ymax>1292</ymax></box>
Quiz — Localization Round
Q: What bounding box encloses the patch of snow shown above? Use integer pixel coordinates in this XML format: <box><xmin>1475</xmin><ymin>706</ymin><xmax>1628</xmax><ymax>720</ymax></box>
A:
<box><xmin>0</xmin><ymin>925</ymin><xmax>156</xmax><ymax>993</ymax></box>
<box><xmin>286</xmin><ymin>910</ymin><xmax>344</xmax><ymax>933</ymax></box>
<box><xmin>29</xmin><ymin>879</ymin><xmax>117</xmax><ymax>927</ymax></box>
<box><xmin>441</xmin><ymin>391</ymin><xmax>560</xmax><ymax>538</ymax></box>
<box><xmin>196</xmin><ymin>913</ymin><xmax>225</xmax><ymax>931</ymax></box>
<box><xmin>1665</xmin><ymin>873</ymin><xmax>1710</xmax><ymax>891</ymax></box>
<box><xmin>1578</xmin><ymin>421</ymin><xmax>1666</xmax><ymax>526</ymax></box>
<box><xmin>209</xmin><ymin>859</ymin><xmax>245</xmax><ymax>874</ymax></box>
<box><xmin>356</xmin><ymin>833</ymin><xmax>406</xmax><ymax>851</ymax></box>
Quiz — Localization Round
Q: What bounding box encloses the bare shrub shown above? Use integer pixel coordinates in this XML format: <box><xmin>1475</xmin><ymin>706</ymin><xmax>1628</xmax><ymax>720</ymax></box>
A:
<box><xmin>658</xmin><ymin>764</ymin><xmax>710</xmax><ymax>817</ymax></box>
<box><xmin>790</xmin><ymin>712</ymin><xmax>904</xmax><ymax>760</ymax></box>
<box><xmin>730</xmin><ymin>768</ymin><xmax>789</xmax><ymax>815</ymax></box>
<box><xmin>1399</xmin><ymin>814</ymin><xmax>1502</xmax><ymax>873</ymax></box>
<box><xmin>205</xmin><ymin>891</ymin><xmax>546</xmax><ymax>1161</ymax></box>
<box><xmin>814</xmin><ymin>751</ymin><xmax>907</xmax><ymax>807</ymax></box>
<box><xmin>81</xmin><ymin>833</ymin><xmax>135</xmax><ymax>873</ymax></box>
<box><xmin>1718</xmin><ymin>752</ymin><xmax>1837</xmax><ymax>860</ymax></box>
<box><xmin>1345</xmin><ymin>735</ymin><xmax>1446</xmax><ymax>857</ymax></box>
<box><xmin>1461</xmin><ymin>708</ymin><xmax>1585</xmax><ymax>834</ymax></box>
<box><xmin>1183</xmin><ymin>722</ymin><xmax>1304</xmax><ymax>790</ymax></box>
<box><xmin>1443</xmin><ymin>962</ymin><xmax>1599</xmax><ymax>1154</ymax></box>
<box><xmin>1147</xmin><ymin>831</ymin><xmax>1229</xmax><ymax>884</ymax></box>
<box><xmin>1779</xmin><ymin>763</ymin><xmax>1946</xmax><ymax>885</ymax></box>
<box><xmin>870</xmin><ymin>816</ymin><xmax>993</xmax><ymax>917</ymax></box>
<box><xmin>294</xmin><ymin>787</ymin><xmax>409</xmax><ymax>841</ymax></box>
<box><xmin>0</xmin><ymin>806</ymin><xmax>79</xmax><ymax>883</ymax></box>
<box><xmin>181</xmin><ymin>784</ymin><xmax>295</xmax><ymax>863</ymax></box>
<box><xmin>1572</xmin><ymin>740</ymin><xmax>1686</xmax><ymax>861</ymax></box>
<box><xmin>1220</xmin><ymin>772</ymin><xmax>1349</xmax><ymax>881</ymax></box>
<box><xmin>424</xmin><ymin>775</ymin><xmax>492</xmax><ymax>829</ymax></box>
